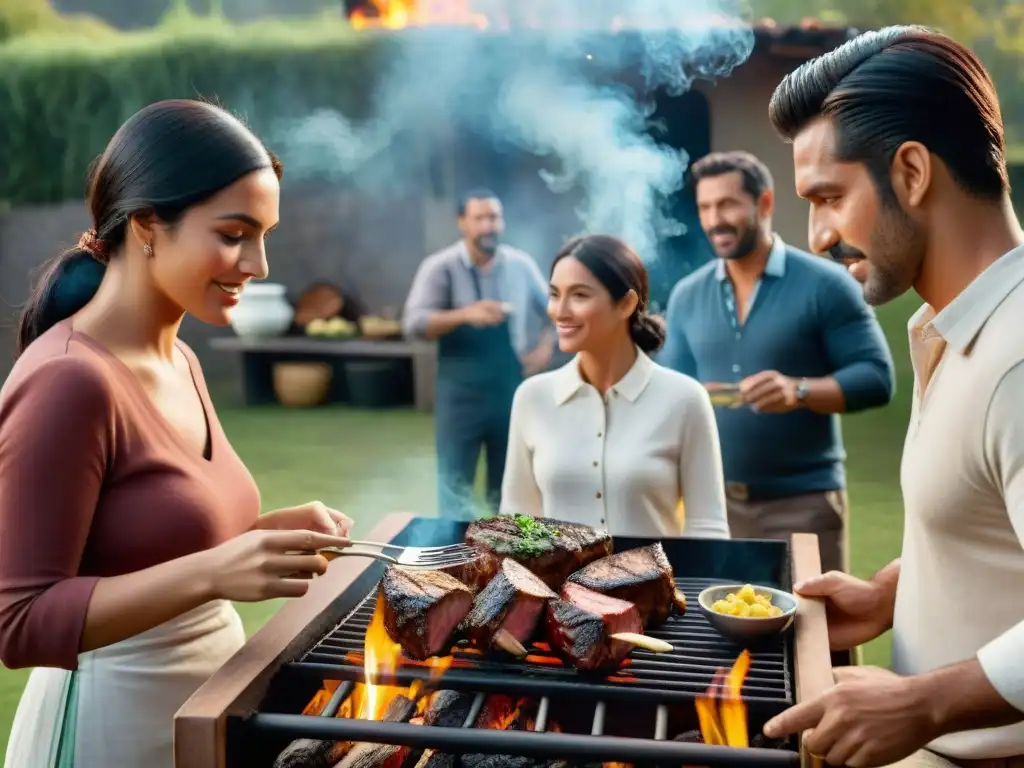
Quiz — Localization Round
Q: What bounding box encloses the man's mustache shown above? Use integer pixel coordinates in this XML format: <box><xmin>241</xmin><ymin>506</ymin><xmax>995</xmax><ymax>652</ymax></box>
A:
<box><xmin>828</xmin><ymin>242</ymin><xmax>866</xmax><ymax>263</ymax></box>
<box><xmin>708</xmin><ymin>226</ymin><xmax>738</xmax><ymax>238</ymax></box>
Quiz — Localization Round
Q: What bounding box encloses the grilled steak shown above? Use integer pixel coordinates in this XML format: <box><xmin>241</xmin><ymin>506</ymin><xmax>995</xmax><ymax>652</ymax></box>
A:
<box><xmin>566</xmin><ymin>543</ymin><xmax>685</xmax><ymax>628</ymax></box>
<box><xmin>438</xmin><ymin>551</ymin><xmax>493</xmax><ymax>593</ymax></box>
<box><xmin>546</xmin><ymin>582</ymin><xmax>642</xmax><ymax>672</ymax></box>
<box><xmin>465</xmin><ymin>516</ymin><xmax>612</xmax><ymax>590</ymax></box>
<box><xmin>380</xmin><ymin>567</ymin><xmax>474</xmax><ymax>660</ymax></box>
<box><xmin>462</xmin><ymin>558</ymin><xmax>557</xmax><ymax>654</ymax></box>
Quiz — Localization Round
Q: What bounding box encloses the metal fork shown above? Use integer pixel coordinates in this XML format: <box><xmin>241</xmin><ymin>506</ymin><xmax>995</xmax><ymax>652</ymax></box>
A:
<box><xmin>317</xmin><ymin>540</ymin><xmax>478</xmax><ymax>569</ymax></box>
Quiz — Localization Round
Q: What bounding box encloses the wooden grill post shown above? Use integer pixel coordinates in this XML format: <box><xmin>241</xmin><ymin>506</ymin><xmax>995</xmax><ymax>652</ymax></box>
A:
<box><xmin>790</xmin><ymin>533</ymin><xmax>835</xmax><ymax>768</ymax></box>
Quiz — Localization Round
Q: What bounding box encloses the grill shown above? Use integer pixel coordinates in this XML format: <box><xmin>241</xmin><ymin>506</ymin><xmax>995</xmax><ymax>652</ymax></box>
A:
<box><xmin>175</xmin><ymin>514</ymin><xmax>832</xmax><ymax>768</ymax></box>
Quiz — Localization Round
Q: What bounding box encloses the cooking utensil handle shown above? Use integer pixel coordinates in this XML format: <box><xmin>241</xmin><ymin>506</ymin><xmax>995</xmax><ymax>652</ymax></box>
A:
<box><xmin>317</xmin><ymin>547</ymin><xmax>400</xmax><ymax>565</ymax></box>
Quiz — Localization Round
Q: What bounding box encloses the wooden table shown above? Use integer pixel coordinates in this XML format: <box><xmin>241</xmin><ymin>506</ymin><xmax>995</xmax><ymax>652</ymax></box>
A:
<box><xmin>208</xmin><ymin>336</ymin><xmax>438</xmax><ymax>411</ymax></box>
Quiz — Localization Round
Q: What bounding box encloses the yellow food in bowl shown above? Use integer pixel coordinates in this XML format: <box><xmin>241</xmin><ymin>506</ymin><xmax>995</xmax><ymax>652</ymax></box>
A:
<box><xmin>710</xmin><ymin>584</ymin><xmax>784</xmax><ymax>618</ymax></box>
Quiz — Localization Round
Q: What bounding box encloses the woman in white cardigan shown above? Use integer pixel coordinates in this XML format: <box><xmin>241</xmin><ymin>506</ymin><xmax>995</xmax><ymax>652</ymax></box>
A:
<box><xmin>500</xmin><ymin>234</ymin><xmax>730</xmax><ymax>539</ymax></box>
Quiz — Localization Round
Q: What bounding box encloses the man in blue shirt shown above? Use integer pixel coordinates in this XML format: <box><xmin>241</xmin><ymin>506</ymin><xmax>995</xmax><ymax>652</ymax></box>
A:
<box><xmin>403</xmin><ymin>189</ymin><xmax>555</xmax><ymax>520</ymax></box>
<box><xmin>661</xmin><ymin>151</ymin><xmax>895</xmax><ymax>574</ymax></box>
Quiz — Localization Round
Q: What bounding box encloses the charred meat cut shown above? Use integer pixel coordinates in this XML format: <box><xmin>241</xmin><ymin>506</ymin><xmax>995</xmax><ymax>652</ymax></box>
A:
<box><xmin>546</xmin><ymin>582</ymin><xmax>642</xmax><ymax>672</ymax></box>
<box><xmin>566</xmin><ymin>543</ymin><xmax>684</xmax><ymax>628</ymax></box>
<box><xmin>462</xmin><ymin>558</ymin><xmax>557</xmax><ymax>655</ymax></box>
<box><xmin>465</xmin><ymin>516</ymin><xmax>612</xmax><ymax>590</ymax></box>
<box><xmin>437</xmin><ymin>551</ymin><xmax>493</xmax><ymax>593</ymax></box>
<box><xmin>380</xmin><ymin>567</ymin><xmax>474</xmax><ymax>660</ymax></box>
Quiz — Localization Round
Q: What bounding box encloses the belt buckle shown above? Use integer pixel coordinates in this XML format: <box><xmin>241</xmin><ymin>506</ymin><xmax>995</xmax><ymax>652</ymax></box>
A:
<box><xmin>725</xmin><ymin>482</ymin><xmax>749</xmax><ymax>501</ymax></box>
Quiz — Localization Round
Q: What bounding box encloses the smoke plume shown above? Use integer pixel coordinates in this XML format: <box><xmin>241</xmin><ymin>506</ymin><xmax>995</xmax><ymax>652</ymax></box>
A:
<box><xmin>270</xmin><ymin>0</ymin><xmax>754</xmax><ymax>265</ymax></box>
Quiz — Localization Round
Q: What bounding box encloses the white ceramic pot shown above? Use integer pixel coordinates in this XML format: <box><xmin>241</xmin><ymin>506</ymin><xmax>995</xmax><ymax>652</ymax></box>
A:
<box><xmin>230</xmin><ymin>282</ymin><xmax>295</xmax><ymax>339</ymax></box>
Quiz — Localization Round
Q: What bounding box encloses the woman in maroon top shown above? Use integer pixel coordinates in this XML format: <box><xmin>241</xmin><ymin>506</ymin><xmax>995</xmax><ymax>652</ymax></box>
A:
<box><xmin>0</xmin><ymin>100</ymin><xmax>352</xmax><ymax>767</ymax></box>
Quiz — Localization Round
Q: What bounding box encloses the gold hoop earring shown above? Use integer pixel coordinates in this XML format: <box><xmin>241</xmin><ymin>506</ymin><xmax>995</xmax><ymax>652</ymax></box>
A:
<box><xmin>143</xmin><ymin>243</ymin><xmax>153</xmax><ymax>258</ymax></box>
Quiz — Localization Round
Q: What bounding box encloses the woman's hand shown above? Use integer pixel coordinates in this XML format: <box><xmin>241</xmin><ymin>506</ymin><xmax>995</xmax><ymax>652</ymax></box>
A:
<box><xmin>200</xmin><ymin>528</ymin><xmax>351</xmax><ymax>602</ymax></box>
<box><xmin>255</xmin><ymin>500</ymin><xmax>353</xmax><ymax>537</ymax></box>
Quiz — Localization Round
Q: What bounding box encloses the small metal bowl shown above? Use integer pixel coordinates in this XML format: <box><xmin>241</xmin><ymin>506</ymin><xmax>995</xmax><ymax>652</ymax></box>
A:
<box><xmin>697</xmin><ymin>584</ymin><xmax>798</xmax><ymax>646</ymax></box>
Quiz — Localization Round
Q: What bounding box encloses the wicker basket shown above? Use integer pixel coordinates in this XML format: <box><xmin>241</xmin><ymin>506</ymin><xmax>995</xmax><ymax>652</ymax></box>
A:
<box><xmin>272</xmin><ymin>362</ymin><xmax>332</xmax><ymax>407</ymax></box>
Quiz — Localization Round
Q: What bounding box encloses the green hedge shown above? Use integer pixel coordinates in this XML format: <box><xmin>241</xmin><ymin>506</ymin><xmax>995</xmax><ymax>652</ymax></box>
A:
<box><xmin>0</xmin><ymin>16</ymin><xmax>392</xmax><ymax>206</ymax></box>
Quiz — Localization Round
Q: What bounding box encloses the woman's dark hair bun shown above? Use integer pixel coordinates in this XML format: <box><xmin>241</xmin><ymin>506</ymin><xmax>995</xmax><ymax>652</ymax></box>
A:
<box><xmin>630</xmin><ymin>311</ymin><xmax>666</xmax><ymax>353</ymax></box>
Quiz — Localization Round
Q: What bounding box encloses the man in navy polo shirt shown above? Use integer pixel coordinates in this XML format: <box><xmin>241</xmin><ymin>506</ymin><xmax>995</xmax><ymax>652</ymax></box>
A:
<box><xmin>661</xmin><ymin>150</ymin><xmax>895</xmax><ymax>574</ymax></box>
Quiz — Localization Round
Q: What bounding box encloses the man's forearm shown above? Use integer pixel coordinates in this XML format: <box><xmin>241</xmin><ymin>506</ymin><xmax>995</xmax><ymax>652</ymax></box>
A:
<box><xmin>423</xmin><ymin>308</ymin><xmax>467</xmax><ymax>340</ymax></box>
<box><xmin>799</xmin><ymin>376</ymin><xmax>847</xmax><ymax>414</ymax></box>
<box><xmin>913</xmin><ymin>659</ymin><xmax>1024</xmax><ymax>736</ymax></box>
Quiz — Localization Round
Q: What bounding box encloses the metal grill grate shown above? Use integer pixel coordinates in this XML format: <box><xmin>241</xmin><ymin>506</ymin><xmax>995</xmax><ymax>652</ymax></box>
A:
<box><xmin>240</xmin><ymin>526</ymin><xmax>806</xmax><ymax>767</ymax></box>
<box><xmin>290</xmin><ymin>576</ymin><xmax>793</xmax><ymax>707</ymax></box>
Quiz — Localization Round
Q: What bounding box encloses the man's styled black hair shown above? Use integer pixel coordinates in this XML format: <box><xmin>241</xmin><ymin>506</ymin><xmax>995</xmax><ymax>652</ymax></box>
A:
<box><xmin>457</xmin><ymin>188</ymin><xmax>500</xmax><ymax>217</ymax></box>
<box><xmin>769</xmin><ymin>25</ymin><xmax>1008</xmax><ymax>202</ymax></box>
<box><xmin>690</xmin><ymin>151</ymin><xmax>774</xmax><ymax>201</ymax></box>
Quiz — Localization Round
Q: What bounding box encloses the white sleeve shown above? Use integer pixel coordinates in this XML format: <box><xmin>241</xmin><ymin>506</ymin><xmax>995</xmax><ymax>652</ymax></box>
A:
<box><xmin>976</xmin><ymin>360</ymin><xmax>1024</xmax><ymax>712</ymax></box>
<box><xmin>678</xmin><ymin>380</ymin><xmax>731</xmax><ymax>539</ymax></box>
<box><xmin>500</xmin><ymin>385</ymin><xmax>544</xmax><ymax>518</ymax></box>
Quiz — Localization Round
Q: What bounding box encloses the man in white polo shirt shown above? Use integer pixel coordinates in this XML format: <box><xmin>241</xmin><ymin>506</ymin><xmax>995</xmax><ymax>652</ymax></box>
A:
<box><xmin>759</xmin><ymin>26</ymin><xmax>1024</xmax><ymax>767</ymax></box>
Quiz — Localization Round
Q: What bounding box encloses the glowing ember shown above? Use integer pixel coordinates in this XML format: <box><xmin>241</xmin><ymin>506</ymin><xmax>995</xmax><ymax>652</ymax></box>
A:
<box><xmin>695</xmin><ymin>650</ymin><xmax>751</xmax><ymax>747</ymax></box>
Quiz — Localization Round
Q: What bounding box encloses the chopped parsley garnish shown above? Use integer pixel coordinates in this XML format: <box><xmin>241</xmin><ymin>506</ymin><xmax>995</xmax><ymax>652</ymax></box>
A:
<box><xmin>500</xmin><ymin>512</ymin><xmax>558</xmax><ymax>556</ymax></box>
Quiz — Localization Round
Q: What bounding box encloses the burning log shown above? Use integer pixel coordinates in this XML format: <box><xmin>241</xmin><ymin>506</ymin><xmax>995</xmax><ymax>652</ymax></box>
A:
<box><xmin>421</xmin><ymin>690</ymin><xmax>477</xmax><ymax>728</ymax></box>
<box><xmin>336</xmin><ymin>742</ymin><xmax>412</xmax><ymax>768</ymax></box>
<box><xmin>273</xmin><ymin>692</ymin><xmax>421</xmax><ymax>768</ymax></box>
<box><xmin>414</xmin><ymin>751</ymin><xmax>456</xmax><ymax>768</ymax></box>
<box><xmin>273</xmin><ymin>738</ymin><xmax>350</xmax><ymax>768</ymax></box>
<box><xmin>331</xmin><ymin>694</ymin><xmax>422</xmax><ymax>768</ymax></box>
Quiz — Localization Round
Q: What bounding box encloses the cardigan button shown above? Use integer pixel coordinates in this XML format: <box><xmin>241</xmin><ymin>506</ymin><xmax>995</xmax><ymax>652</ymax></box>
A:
<box><xmin>596</xmin><ymin>491</ymin><xmax>602</xmax><ymax>499</ymax></box>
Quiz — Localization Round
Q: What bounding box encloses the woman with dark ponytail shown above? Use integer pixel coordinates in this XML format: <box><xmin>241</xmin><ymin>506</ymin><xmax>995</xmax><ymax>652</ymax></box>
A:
<box><xmin>0</xmin><ymin>100</ymin><xmax>353</xmax><ymax>767</ymax></box>
<box><xmin>500</xmin><ymin>234</ymin><xmax>730</xmax><ymax>539</ymax></box>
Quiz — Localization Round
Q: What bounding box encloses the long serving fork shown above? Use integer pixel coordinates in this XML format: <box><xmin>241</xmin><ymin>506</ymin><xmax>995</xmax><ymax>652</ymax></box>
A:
<box><xmin>317</xmin><ymin>540</ymin><xmax>478</xmax><ymax>569</ymax></box>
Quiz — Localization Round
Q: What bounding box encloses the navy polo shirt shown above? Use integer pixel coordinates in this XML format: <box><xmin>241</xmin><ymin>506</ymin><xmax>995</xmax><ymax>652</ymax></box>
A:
<box><xmin>659</xmin><ymin>237</ymin><xmax>895</xmax><ymax>500</ymax></box>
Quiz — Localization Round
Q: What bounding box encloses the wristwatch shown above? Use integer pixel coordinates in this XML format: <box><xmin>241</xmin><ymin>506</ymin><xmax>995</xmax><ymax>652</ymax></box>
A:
<box><xmin>795</xmin><ymin>378</ymin><xmax>810</xmax><ymax>403</ymax></box>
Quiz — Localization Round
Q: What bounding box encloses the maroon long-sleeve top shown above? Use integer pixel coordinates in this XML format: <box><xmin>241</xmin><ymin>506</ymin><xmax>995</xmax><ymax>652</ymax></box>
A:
<box><xmin>0</xmin><ymin>321</ymin><xmax>261</xmax><ymax>671</ymax></box>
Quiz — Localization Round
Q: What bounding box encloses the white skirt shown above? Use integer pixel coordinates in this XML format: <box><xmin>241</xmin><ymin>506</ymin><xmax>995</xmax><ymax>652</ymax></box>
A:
<box><xmin>4</xmin><ymin>599</ymin><xmax>245</xmax><ymax>768</ymax></box>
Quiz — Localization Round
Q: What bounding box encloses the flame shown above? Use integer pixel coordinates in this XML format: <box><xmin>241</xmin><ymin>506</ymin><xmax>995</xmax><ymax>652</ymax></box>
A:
<box><xmin>695</xmin><ymin>650</ymin><xmax>751</xmax><ymax>747</ymax></box>
<box><xmin>349</xmin><ymin>0</ymin><xmax>488</xmax><ymax>30</ymax></box>
<box><xmin>356</xmin><ymin>593</ymin><xmax>454</xmax><ymax>721</ymax></box>
<box><xmin>361</xmin><ymin>593</ymin><xmax>404</xmax><ymax>720</ymax></box>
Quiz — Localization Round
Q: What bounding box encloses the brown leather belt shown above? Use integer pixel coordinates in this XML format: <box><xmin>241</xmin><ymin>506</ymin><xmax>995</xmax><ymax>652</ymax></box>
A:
<box><xmin>933</xmin><ymin>753</ymin><xmax>1024</xmax><ymax>768</ymax></box>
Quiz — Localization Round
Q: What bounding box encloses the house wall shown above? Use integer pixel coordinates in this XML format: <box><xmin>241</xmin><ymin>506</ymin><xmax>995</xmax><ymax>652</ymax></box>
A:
<box><xmin>0</xmin><ymin>50</ymin><xmax>811</xmax><ymax>389</ymax></box>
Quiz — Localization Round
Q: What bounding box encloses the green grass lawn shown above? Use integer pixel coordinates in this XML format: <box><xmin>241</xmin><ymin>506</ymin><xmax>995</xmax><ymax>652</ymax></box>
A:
<box><xmin>0</xmin><ymin>292</ymin><xmax>920</xmax><ymax>760</ymax></box>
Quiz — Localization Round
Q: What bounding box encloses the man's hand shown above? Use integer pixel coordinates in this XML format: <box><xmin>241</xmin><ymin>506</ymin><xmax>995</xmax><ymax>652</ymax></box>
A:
<box><xmin>460</xmin><ymin>300</ymin><xmax>507</xmax><ymax>328</ymax></box>
<box><xmin>795</xmin><ymin>571</ymin><xmax>891</xmax><ymax>651</ymax></box>
<box><xmin>522</xmin><ymin>333</ymin><xmax>555</xmax><ymax>377</ymax></box>
<box><xmin>763</xmin><ymin>666</ymin><xmax>941</xmax><ymax>767</ymax></box>
<box><xmin>739</xmin><ymin>370</ymin><xmax>799</xmax><ymax>413</ymax></box>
